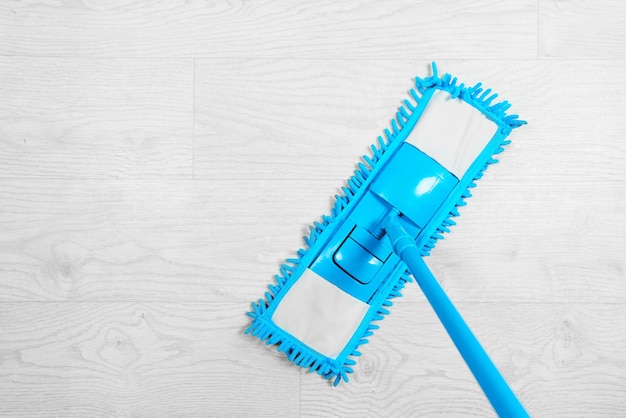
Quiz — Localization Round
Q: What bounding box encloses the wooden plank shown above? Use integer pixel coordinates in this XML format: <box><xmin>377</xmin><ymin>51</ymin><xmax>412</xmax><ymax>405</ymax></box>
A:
<box><xmin>194</xmin><ymin>59</ymin><xmax>626</xmax><ymax>182</ymax></box>
<box><xmin>0</xmin><ymin>57</ymin><xmax>192</xmax><ymax>179</ymax></box>
<box><xmin>540</xmin><ymin>0</ymin><xmax>626</xmax><ymax>58</ymax></box>
<box><xmin>425</xmin><ymin>179</ymin><xmax>626</xmax><ymax>304</ymax></box>
<box><xmin>0</xmin><ymin>178</ymin><xmax>335</xmax><ymax>301</ymax></box>
<box><xmin>0</xmin><ymin>302</ymin><xmax>300</xmax><ymax>417</ymax></box>
<box><xmin>300</xmin><ymin>302</ymin><xmax>626</xmax><ymax>417</ymax></box>
<box><xmin>1</xmin><ymin>173</ymin><xmax>623</xmax><ymax>304</ymax></box>
<box><xmin>193</xmin><ymin>58</ymin><xmax>424</xmax><ymax>181</ymax></box>
<box><xmin>0</xmin><ymin>1</ymin><xmax>537</xmax><ymax>59</ymax></box>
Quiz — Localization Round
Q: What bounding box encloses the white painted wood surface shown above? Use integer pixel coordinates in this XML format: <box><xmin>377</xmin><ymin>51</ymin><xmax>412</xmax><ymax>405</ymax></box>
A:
<box><xmin>1</xmin><ymin>1</ymin><xmax>625</xmax><ymax>416</ymax></box>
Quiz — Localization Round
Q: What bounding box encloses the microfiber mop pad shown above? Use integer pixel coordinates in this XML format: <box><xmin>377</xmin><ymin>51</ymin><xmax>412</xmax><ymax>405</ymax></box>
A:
<box><xmin>245</xmin><ymin>63</ymin><xmax>527</xmax><ymax>415</ymax></box>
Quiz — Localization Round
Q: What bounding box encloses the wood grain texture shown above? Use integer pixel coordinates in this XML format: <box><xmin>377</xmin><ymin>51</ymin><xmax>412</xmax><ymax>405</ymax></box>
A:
<box><xmin>1</xmin><ymin>173</ymin><xmax>623</xmax><ymax>304</ymax></box>
<box><xmin>2</xmin><ymin>1</ymin><xmax>626</xmax><ymax>416</ymax></box>
<box><xmin>0</xmin><ymin>0</ymin><xmax>537</xmax><ymax>59</ymax></box>
<box><xmin>194</xmin><ymin>58</ymin><xmax>427</xmax><ymax>181</ymax></box>
<box><xmin>300</xmin><ymin>302</ymin><xmax>626</xmax><ymax>417</ymax></box>
<box><xmin>195</xmin><ymin>58</ymin><xmax>626</xmax><ymax>182</ymax></box>
<box><xmin>0</xmin><ymin>57</ymin><xmax>193</xmax><ymax>179</ymax></box>
<box><xmin>0</xmin><ymin>302</ymin><xmax>299</xmax><ymax>417</ymax></box>
<box><xmin>0</xmin><ymin>178</ymin><xmax>341</xmax><ymax>302</ymax></box>
<box><xmin>540</xmin><ymin>0</ymin><xmax>626</xmax><ymax>58</ymax></box>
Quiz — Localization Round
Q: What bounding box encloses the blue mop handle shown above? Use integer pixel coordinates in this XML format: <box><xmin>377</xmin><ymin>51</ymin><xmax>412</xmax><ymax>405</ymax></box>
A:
<box><xmin>384</xmin><ymin>219</ymin><xmax>529</xmax><ymax>418</ymax></box>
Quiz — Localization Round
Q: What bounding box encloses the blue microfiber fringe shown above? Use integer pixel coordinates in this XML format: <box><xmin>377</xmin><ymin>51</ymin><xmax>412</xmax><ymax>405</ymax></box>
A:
<box><xmin>245</xmin><ymin>62</ymin><xmax>526</xmax><ymax>385</ymax></box>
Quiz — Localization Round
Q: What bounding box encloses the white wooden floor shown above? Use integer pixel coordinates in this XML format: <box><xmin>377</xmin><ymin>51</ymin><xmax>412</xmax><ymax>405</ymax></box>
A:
<box><xmin>1</xmin><ymin>1</ymin><xmax>625</xmax><ymax>416</ymax></box>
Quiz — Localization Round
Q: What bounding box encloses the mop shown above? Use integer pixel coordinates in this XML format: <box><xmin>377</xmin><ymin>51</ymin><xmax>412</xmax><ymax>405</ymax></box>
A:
<box><xmin>245</xmin><ymin>63</ymin><xmax>528</xmax><ymax>416</ymax></box>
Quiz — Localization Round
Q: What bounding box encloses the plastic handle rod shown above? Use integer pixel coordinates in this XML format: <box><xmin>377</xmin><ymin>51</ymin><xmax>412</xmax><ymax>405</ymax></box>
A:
<box><xmin>384</xmin><ymin>219</ymin><xmax>529</xmax><ymax>418</ymax></box>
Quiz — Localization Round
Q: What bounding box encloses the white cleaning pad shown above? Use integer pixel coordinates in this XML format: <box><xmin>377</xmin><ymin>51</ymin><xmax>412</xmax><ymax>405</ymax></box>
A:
<box><xmin>407</xmin><ymin>90</ymin><xmax>498</xmax><ymax>178</ymax></box>
<box><xmin>271</xmin><ymin>268</ymin><xmax>370</xmax><ymax>359</ymax></box>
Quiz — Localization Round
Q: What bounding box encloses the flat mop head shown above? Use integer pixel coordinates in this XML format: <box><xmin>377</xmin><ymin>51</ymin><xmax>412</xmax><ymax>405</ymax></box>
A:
<box><xmin>245</xmin><ymin>63</ymin><xmax>525</xmax><ymax>385</ymax></box>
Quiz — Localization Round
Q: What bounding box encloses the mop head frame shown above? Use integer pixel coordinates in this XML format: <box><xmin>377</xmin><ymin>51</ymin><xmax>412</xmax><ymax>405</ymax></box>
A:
<box><xmin>245</xmin><ymin>63</ymin><xmax>525</xmax><ymax>386</ymax></box>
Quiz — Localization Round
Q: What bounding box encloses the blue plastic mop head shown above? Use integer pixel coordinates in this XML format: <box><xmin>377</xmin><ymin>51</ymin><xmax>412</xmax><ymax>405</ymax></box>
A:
<box><xmin>245</xmin><ymin>62</ymin><xmax>527</xmax><ymax>415</ymax></box>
